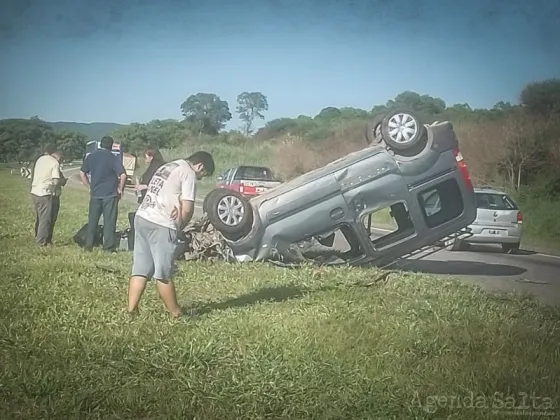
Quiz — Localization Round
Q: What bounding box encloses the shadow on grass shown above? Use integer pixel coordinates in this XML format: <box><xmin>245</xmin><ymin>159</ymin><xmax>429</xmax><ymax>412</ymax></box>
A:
<box><xmin>186</xmin><ymin>284</ymin><xmax>332</xmax><ymax>316</ymax></box>
<box><xmin>398</xmin><ymin>260</ymin><xmax>527</xmax><ymax>276</ymax></box>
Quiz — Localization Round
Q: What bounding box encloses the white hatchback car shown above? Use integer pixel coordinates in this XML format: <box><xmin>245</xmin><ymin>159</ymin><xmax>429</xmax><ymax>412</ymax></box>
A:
<box><xmin>449</xmin><ymin>187</ymin><xmax>523</xmax><ymax>253</ymax></box>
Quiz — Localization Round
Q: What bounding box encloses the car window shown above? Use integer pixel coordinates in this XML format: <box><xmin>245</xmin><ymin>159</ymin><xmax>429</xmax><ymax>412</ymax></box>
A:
<box><xmin>475</xmin><ymin>193</ymin><xmax>518</xmax><ymax>210</ymax></box>
<box><xmin>235</xmin><ymin>166</ymin><xmax>275</xmax><ymax>181</ymax></box>
<box><xmin>418</xmin><ymin>179</ymin><xmax>464</xmax><ymax>228</ymax></box>
<box><xmin>220</xmin><ymin>169</ymin><xmax>231</xmax><ymax>181</ymax></box>
<box><xmin>422</xmin><ymin>190</ymin><xmax>441</xmax><ymax>216</ymax></box>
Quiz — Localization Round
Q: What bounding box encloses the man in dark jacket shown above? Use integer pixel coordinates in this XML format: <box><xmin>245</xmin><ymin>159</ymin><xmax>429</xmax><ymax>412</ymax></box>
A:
<box><xmin>79</xmin><ymin>136</ymin><xmax>127</xmax><ymax>252</ymax></box>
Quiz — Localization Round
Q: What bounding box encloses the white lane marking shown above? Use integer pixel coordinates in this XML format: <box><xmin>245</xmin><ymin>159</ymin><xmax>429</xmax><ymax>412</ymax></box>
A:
<box><xmin>536</xmin><ymin>253</ymin><xmax>560</xmax><ymax>260</ymax></box>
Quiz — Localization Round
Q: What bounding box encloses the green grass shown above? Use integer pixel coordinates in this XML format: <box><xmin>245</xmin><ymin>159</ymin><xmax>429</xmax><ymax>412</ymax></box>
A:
<box><xmin>1</xmin><ymin>168</ymin><xmax>560</xmax><ymax>419</ymax></box>
<box><xmin>516</xmin><ymin>196</ymin><xmax>560</xmax><ymax>252</ymax></box>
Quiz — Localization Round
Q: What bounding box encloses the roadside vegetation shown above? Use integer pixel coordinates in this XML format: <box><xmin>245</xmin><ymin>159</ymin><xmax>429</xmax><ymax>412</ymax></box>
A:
<box><xmin>1</xmin><ymin>169</ymin><xmax>559</xmax><ymax>419</ymax></box>
<box><xmin>2</xmin><ymin>81</ymin><xmax>559</xmax><ymax>250</ymax></box>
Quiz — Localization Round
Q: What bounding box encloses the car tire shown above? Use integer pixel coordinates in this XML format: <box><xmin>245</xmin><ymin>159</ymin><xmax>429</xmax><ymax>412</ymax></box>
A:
<box><xmin>501</xmin><ymin>242</ymin><xmax>520</xmax><ymax>254</ymax></box>
<box><xmin>204</xmin><ymin>188</ymin><xmax>253</xmax><ymax>241</ymax></box>
<box><xmin>380</xmin><ymin>108</ymin><xmax>427</xmax><ymax>152</ymax></box>
<box><xmin>365</xmin><ymin>113</ymin><xmax>385</xmax><ymax>145</ymax></box>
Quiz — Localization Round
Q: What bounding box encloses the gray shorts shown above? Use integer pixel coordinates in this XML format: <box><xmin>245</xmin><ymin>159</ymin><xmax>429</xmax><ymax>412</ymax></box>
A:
<box><xmin>131</xmin><ymin>215</ymin><xmax>179</xmax><ymax>283</ymax></box>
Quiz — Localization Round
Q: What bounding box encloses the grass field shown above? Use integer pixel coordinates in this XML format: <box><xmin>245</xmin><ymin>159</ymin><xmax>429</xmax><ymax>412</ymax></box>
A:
<box><xmin>1</xmin><ymin>168</ymin><xmax>560</xmax><ymax>419</ymax></box>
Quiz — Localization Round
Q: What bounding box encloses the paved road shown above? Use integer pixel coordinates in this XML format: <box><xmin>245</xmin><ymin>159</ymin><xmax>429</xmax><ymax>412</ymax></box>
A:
<box><xmin>362</xmin><ymin>226</ymin><xmax>560</xmax><ymax>306</ymax></box>
<box><xmin>392</xmin><ymin>243</ymin><xmax>560</xmax><ymax>306</ymax></box>
<box><xmin>62</xmin><ymin>165</ymin><xmax>560</xmax><ymax>306</ymax></box>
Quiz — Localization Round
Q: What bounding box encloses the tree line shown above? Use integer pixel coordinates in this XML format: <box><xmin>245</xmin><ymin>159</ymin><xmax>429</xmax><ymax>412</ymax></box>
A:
<box><xmin>1</xmin><ymin>79</ymin><xmax>559</xmax><ymax>195</ymax></box>
<box><xmin>0</xmin><ymin>91</ymin><xmax>269</xmax><ymax>163</ymax></box>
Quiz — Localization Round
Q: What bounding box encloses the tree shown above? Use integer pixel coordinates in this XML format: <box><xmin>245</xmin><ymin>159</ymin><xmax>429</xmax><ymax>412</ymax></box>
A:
<box><xmin>0</xmin><ymin>117</ymin><xmax>56</xmax><ymax>162</ymax></box>
<box><xmin>180</xmin><ymin>93</ymin><xmax>232</xmax><ymax>135</ymax></box>
<box><xmin>338</xmin><ymin>107</ymin><xmax>369</xmax><ymax>120</ymax></box>
<box><xmin>498</xmin><ymin>111</ymin><xmax>551</xmax><ymax>190</ymax></box>
<box><xmin>520</xmin><ymin>78</ymin><xmax>560</xmax><ymax>116</ymax></box>
<box><xmin>54</xmin><ymin>130</ymin><xmax>88</xmax><ymax>161</ymax></box>
<box><xmin>315</xmin><ymin>107</ymin><xmax>342</xmax><ymax>120</ymax></box>
<box><xmin>236</xmin><ymin>92</ymin><xmax>268</xmax><ymax>136</ymax></box>
<box><xmin>385</xmin><ymin>91</ymin><xmax>446</xmax><ymax>115</ymax></box>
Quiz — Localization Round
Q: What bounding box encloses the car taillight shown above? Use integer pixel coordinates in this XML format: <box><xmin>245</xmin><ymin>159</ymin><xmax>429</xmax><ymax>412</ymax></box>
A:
<box><xmin>240</xmin><ymin>183</ymin><xmax>256</xmax><ymax>195</ymax></box>
<box><xmin>517</xmin><ymin>211</ymin><xmax>523</xmax><ymax>223</ymax></box>
<box><xmin>453</xmin><ymin>148</ymin><xmax>473</xmax><ymax>190</ymax></box>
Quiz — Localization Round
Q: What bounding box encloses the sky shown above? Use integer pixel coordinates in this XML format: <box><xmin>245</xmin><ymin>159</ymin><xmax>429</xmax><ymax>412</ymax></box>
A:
<box><xmin>0</xmin><ymin>0</ymin><xmax>559</xmax><ymax>131</ymax></box>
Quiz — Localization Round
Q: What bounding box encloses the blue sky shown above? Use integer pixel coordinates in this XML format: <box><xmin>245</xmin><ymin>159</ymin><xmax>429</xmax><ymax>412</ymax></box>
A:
<box><xmin>1</xmin><ymin>0</ymin><xmax>559</xmax><ymax>131</ymax></box>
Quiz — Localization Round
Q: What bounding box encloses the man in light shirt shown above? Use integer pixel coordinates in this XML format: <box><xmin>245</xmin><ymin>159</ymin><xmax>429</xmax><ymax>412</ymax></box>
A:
<box><xmin>30</xmin><ymin>146</ymin><xmax>66</xmax><ymax>246</ymax></box>
<box><xmin>127</xmin><ymin>151</ymin><xmax>215</xmax><ymax>318</ymax></box>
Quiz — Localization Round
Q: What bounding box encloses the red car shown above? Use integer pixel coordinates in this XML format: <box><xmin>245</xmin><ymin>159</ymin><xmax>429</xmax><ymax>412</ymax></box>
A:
<box><xmin>216</xmin><ymin>165</ymin><xmax>281</xmax><ymax>197</ymax></box>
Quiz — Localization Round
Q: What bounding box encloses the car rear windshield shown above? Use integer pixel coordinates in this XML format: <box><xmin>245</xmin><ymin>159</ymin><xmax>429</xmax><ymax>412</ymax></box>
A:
<box><xmin>475</xmin><ymin>193</ymin><xmax>518</xmax><ymax>210</ymax></box>
<box><xmin>235</xmin><ymin>166</ymin><xmax>275</xmax><ymax>181</ymax></box>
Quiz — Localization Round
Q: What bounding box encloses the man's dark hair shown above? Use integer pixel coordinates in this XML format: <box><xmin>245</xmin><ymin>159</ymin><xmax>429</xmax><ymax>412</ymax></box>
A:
<box><xmin>100</xmin><ymin>136</ymin><xmax>114</xmax><ymax>150</ymax></box>
<box><xmin>187</xmin><ymin>151</ymin><xmax>215</xmax><ymax>176</ymax></box>
<box><xmin>43</xmin><ymin>143</ymin><xmax>57</xmax><ymax>155</ymax></box>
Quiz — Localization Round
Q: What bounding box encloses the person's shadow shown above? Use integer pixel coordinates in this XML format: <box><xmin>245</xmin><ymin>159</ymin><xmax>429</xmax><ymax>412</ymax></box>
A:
<box><xmin>184</xmin><ymin>283</ymin><xmax>333</xmax><ymax>316</ymax></box>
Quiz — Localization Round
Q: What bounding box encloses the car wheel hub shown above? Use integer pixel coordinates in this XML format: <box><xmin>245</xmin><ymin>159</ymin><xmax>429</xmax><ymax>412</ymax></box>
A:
<box><xmin>217</xmin><ymin>195</ymin><xmax>245</xmax><ymax>226</ymax></box>
<box><xmin>388</xmin><ymin>113</ymin><xmax>418</xmax><ymax>144</ymax></box>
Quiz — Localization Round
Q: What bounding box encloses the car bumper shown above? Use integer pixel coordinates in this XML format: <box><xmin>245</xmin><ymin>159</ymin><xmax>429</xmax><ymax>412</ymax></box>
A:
<box><xmin>463</xmin><ymin>224</ymin><xmax>523</xmax><ymax>244</ymax></box>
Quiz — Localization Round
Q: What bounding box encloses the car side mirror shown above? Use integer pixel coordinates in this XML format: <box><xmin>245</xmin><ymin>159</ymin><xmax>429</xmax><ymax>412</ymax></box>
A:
<box><xmin>216</xmin><ymin>176</ymin><xmax>223</xmax><ymax>182</ymax></box>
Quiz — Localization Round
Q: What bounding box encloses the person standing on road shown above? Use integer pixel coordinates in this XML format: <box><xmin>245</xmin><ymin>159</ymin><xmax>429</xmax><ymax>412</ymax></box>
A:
<box><xmin>30</xmin><ymin>146</ymin><xmax>65</xmax><ymax>246</ymax></box>
<box><xmin>79</xmin><ymin>136</ymin><xmax>127</xmax><ymax>252</ymax></box>
<box><xmin>127</xmin><ymin>151</ymin><xmax>215</xmax><ymax>318</ymax></box>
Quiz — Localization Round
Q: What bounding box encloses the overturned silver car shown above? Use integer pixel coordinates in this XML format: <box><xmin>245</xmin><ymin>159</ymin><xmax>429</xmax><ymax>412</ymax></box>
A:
<box><xmin>200</xmin><ymin>108</ymin><xmax>477</xmax><ymax>266</ymax></box>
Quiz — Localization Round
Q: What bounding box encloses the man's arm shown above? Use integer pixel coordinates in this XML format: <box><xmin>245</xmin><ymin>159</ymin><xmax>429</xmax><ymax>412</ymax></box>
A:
<box><xmin>178</xmin><ymin>200</ymin><xmax>195</xmax><ymax>230</ymax></box>
<box><xmin>118</xmin><ymin>172</ymin><xmax>126</xmax><ymax>196</ymax></box>
<box><xmin>113</xmin><ymin>158</ymin><xmax>126</xmax><ymax>196</ymax></box>
<box><xmin>54</xmin><ymin>160</ymin><xmax>67</xmax><ymax>187</ymax></box>
<box><xmin>60</xmin><ymin>171</ymin><xmax>67</xmax><ymax>187</ymax></box>
<box><xmin>80</xmin><ymin>156</ymin><xmax>91</xmax><ymax>190</ymax></box>
<box><xmin>51</xmin><ymin>161</ymin><xmax>61</xmax><ymax>186</ymax></box>
<box><xmin>177</xmin><ymin>169</ymin><xmax>197</xmax><ymax>230</ymax></box>
<box><xmin>79</xmin><ymin>171</ymin><xmax>90</xmax><ymax>190</ymax></box>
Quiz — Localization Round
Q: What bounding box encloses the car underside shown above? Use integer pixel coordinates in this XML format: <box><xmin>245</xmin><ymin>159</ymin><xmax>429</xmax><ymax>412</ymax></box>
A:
<box><xmin>196</xmin><ymin>108</ymin><xmax>478</xmax><ymax>267</ymax></box>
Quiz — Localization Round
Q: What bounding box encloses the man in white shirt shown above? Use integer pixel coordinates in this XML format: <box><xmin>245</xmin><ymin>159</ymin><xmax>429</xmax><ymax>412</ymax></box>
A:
<box><xmin>127</xmin><ymin>151</ymin><xmax>215</xmax><ymax>318</ymax></box>
<box><xmin>30</xmin><ymin>146</ymin><xmax>65</xmax><ymax>246</ymax></box>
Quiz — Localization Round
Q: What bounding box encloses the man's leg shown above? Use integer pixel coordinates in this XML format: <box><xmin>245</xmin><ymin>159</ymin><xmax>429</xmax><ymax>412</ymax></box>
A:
<box><xmin>32</xmin><ymin>194</ymin><xmax>53</xmax><ymax>246</ymax></box>
<box><xmin>47</xmin><ymin>196</ymin><xmax>60</xmax><ymax>245</ymax></box>
<box><xmin>32</xmin><ymin>195</ymin><xmax>39</xmax><ymax>238</ymax></box>
<box><xmin>101</xmin><ymin>196</ymin><xmax>118</xmax><ymax>251</ymax></box>
<box><xmin>85</xmin><ymin>197</ymin><xmax>102</xmax><ymax>251</ymax></box>
<box><xmin>153</xmin><ymin>227</ymin><xmax>181</xmax><ymax>318</ymax></box>
<box><xmin>128</xmin><ymin>216</ymin><xmax>155</xmax><ymax>313</ymax></box>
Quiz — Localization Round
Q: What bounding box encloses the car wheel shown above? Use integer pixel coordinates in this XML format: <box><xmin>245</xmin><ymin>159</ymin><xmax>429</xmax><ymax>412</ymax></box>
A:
<box><xmin>380</xmin><ymin>108</ymin><xmax>427</xmax><ymax>152</ymax></box>
<box><xmin>365</xmin><ymin>113</ymin><xmax>385</xmax><ymax>145</ymax></box>
<box><xmin>204</xmin><ymin>188</ymin><xmax>253</xmax><ymax>240</ymax></box>
<box><xmin>501</xmin><ymin>242</ymin><xmax>520</xmax><ymax>254</ymax></box>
